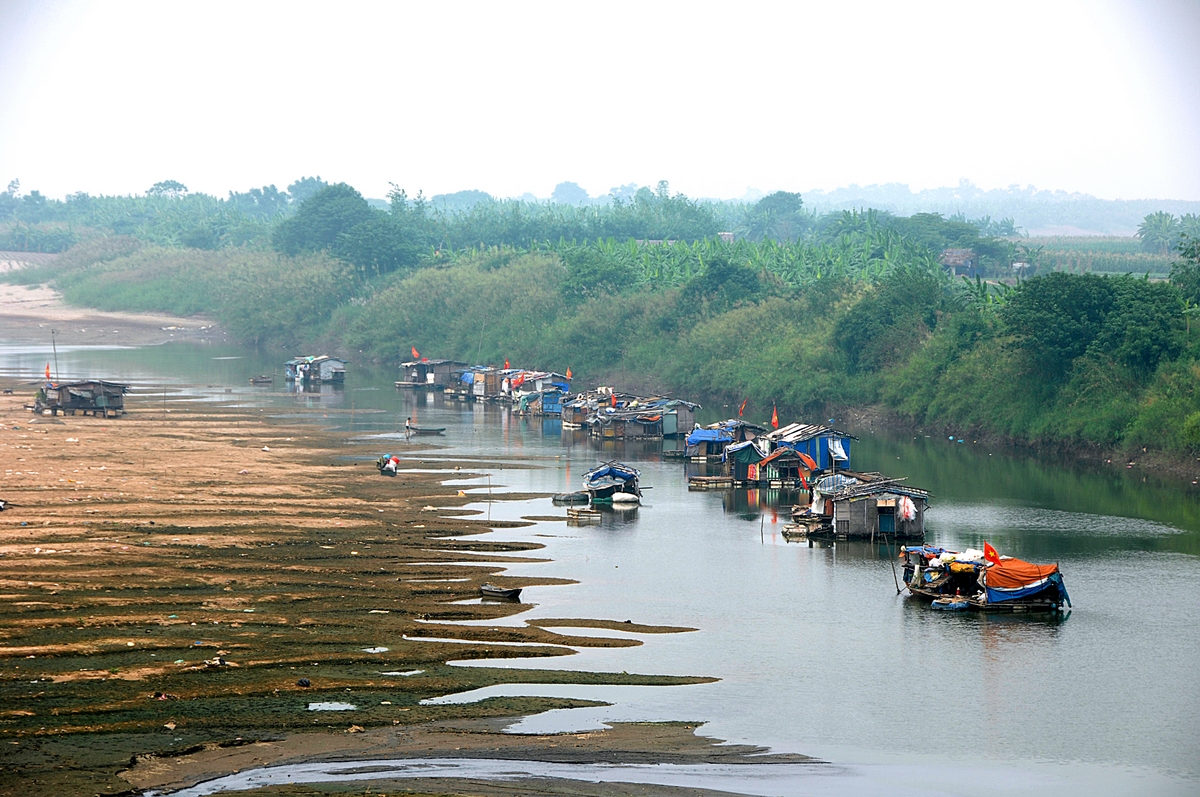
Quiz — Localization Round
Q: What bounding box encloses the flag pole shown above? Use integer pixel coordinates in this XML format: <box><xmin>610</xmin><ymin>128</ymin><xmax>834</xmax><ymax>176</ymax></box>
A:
<box><xmin>50</xmin><ymin>328</ymin><xmax>60</xmax><ymax>383</ymax></box>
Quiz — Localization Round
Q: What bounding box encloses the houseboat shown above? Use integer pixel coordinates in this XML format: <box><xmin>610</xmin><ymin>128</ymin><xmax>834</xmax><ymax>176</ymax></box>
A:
<box><xmin>582</xmin><ymin>461</ymin><xmax>642</xmax><ymax>504</ymax></box>
<box><xmin>684</xmin><ymin>419</ymin><xmax>766</xmax><ymax>461</ymax></box>
<box><xmin>900</xmin><ymin>545</ymin><xmax>1071</xmax><ymax>613</ymax></box>
<box><xmin>284</xmin><ymin>355</ymin><xmax>346</xmax><ymax>384</ymax></box>
<box><xmin>396</xmin><ymin>358</ymin><xmax>467</xmax><ymax>389</ymax></box>
<box><xmin>794</xmin><ymin>471</ymin><xmax>930</xmax><ymax>540</ymax></box>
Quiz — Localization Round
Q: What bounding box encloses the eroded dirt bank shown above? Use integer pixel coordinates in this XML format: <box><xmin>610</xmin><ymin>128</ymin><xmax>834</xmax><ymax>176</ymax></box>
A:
<box><xmin>0</xmin><ymin>390</ymin><xmax>716</xmax><ymax>796</ymax></box>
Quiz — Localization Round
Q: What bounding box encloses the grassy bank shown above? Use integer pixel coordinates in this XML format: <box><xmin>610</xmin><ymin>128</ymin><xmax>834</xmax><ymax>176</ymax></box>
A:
<box><xmin>9</xmin><ymin>222</ymin><xmax>1200</xmax><ymax>470</ymax></box>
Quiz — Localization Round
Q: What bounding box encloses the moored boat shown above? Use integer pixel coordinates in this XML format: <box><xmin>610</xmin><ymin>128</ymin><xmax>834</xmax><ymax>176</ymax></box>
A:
<box><xmin>248</xmin><ymin>375</ymin><xmax>273</xmax><ymax>385</ymax></box>
<box><xmin>408</xmin><ymin>426</ymin><xmax>446</xmax><ymax>435</ymax></box>
<box><xmin>480</xmin><ymin>583</ymin><xmax>521</xmax><ymax>600</ymax></box>
<box><xmin>900</xmin><ymin>544</ymin><xmax>1071</xmax><ymax>613</ymax></box>
<box><xmin>582</xmin><ymin>461</ymin><xmax>641</xmax><ymax>504</ymax></box>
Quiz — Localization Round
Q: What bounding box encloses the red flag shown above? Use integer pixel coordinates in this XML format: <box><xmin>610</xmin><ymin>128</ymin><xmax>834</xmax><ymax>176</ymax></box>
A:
<box><xmin>770</xmin><ymin>404</ymin><xmax>779</xmax><ymax>429</ymax></box>
<box><xmin>411</xmin><ymin>346</ymin><xmax>419</xmax><ymax>359</ymax></box>
<box><xmin>504</xmin><ymin>359</ymin><xmax>510</xmax><ymax>369</ymax></box>
<box><xmin>983</xmin><ymin>541</ymin><xmax>1001</xmax><ymax>565</ymax></box>
<box><xmin>611</xmin><ymin>393</ymin><xmax>617</xmax><ymax>407</ymax></box>
<box><xmin>45</xmin><ymin>362</ymin><xmax>51</xmax><ymax>380</ymax></box>
<box><xmin>565</xmin><ymin>367</ymin><xmax>572</xmax><ymax>379</ymax></box>
<box><xmin>738</xmin><ymin>398</ymin><xmax>748</xmax><ymax>417</ymax></box>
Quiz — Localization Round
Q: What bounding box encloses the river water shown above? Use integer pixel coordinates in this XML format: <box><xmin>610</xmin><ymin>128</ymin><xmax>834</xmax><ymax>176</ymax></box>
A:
<box><xmin>4</xmin><ymin>342</ymin><xmax>1198</xmax><ymax>796</ymax></box>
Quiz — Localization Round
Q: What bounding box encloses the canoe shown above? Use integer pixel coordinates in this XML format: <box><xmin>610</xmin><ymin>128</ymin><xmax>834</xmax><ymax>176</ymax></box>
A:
<box><xmin>480</xmin><ymin>583</ymin><xmax>521</xmax><ymax>600</ymax></box>
<box><xmin>407</xmin><ymin>426</ymin><xmax>446</xmax><ymax>435</ymax></box>
<box><xmin>248</xmin><ymin>375</ymin><xmax>273</xmax><ymax>385</ymax></box>
<box><xmin>552</xmin><ymin>491</ymin><xmax>591</xmax><ymax>505</ymax></box>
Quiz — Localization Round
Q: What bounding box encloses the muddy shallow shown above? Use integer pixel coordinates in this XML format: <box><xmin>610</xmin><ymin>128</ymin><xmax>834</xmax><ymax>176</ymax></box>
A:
<box><xmin>0</xmin><ymin>390</ymin><xmax>712</xmax><ymax>795</ymax></box>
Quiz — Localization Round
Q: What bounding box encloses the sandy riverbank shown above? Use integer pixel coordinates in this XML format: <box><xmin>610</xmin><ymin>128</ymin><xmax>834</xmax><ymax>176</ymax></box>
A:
<box><xmin>0</xmin><ymin>389</ymin><xmax>726</xmax><ymax>795</ymax></box>
<box><xmin>0</xmin><ymin>282</ymin><xmax>226</xmax><ymax>347</ymax></box>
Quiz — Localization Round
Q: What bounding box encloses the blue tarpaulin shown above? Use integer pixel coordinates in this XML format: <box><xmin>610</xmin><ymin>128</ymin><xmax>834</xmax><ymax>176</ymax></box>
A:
<box><xmin>686</xmin><ymin>429</ymin><xmax>733</xmax><ymax>446</ymax></box>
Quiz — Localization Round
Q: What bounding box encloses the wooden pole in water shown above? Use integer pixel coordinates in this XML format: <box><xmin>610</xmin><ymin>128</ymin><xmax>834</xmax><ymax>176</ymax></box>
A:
<box><xmin>888</xmin><ymin>531</ymin><xmax>902</xmax><ymax>594</ymax></box>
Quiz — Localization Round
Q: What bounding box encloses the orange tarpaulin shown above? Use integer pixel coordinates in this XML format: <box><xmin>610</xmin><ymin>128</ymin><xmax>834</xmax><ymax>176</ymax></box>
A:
<box><xmin>984</xmin><ymin>558</ymin><xmax>1059</xmax><ymax>589</ymax></box>
<box><xmin>758</xmin><ymin>448</ymin><xmax>817</xmax><ymax>470</ymax></box>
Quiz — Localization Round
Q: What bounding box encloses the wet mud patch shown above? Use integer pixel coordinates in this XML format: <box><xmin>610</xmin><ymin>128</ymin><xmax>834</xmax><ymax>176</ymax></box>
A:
<box><xmin>0</xmin><ymin>393</ymin><xmax>721</xmax><ymax>796</ymax></box>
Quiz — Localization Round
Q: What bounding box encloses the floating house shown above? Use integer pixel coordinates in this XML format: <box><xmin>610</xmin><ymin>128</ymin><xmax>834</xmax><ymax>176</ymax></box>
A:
<box><xmin>285</xmin><ymin>355</ymin><xmax>346</xmax><ymax>384</ymax></box>
<box><xmin>516</xmin><ymin>388</ymin><xmax>566</xmax><ymax>416</ymax></box>
<box><xmin>722</xmin><ymin>439</ymin><xmax>817</xmax><ymax>487</ymax></box>
<box><xmin>587</xmin><ymin>408</ymin><xmax>667</xmax><ymax>439</ymax></box>
<box><xmin>503</xmin><ymin>370</ymin><xmax>571</xmax><ymax>398</ymax></box>
<box><xmin>685</xmin><ymin>419</ymin><xmax>766</xmax><ymax>460</ymax></box>
<box><xmin>796</xmin><ymin>471</ymin><xmax>930</xmax><ymax>540</ymax></box>
<box><xmin>396</xmin><ymin>358</ymin><xmax>467</xmax><ymax>389</ymax></box>
<box><xmin>760</xmin><ymin>423</ymin><xmax>856</xmax><ymax>471</ymax></box>
<box><xmin>445</xmin><ymin>366</ymin><xmax>499</xmax><ymax>400</ymax></box>
<box><xmin>35</xmin><ymin>380</ymin><xmax>129</xmax><ymax>417</ymax></box>
<box><xmin>563</xmin><ymin>388</ymin><xmax>700</xmax><ymax>439</ymax></box>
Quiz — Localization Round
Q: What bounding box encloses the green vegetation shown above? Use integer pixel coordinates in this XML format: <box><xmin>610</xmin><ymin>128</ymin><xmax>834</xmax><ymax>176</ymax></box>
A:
<box><xmin>8</xmin><ymin>176</ymin><xmax>1200</xmax><ymax>464</ymax></box>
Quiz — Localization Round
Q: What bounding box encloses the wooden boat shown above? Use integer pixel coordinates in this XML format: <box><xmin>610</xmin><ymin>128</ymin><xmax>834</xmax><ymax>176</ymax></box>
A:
<box><xmin>900</xmin><ymin>545</ymin><xmax>1071</xmax><ymax>613</ymax></box>
<box><xmin>248</xmin><ymin>375</ymin><xmax>274</xmax><ymax>385</ymax></box>
<box><xmin>406</xmin><ymin>425</ymin><xmax>446</xmax><ymax>436</ymax></box>
<box><xmin>582</xmin><ymin>461</ymin><xmax>641</xmax><ymax>504</ymax></box>
<box><xmin>480</xmin><ymin>583</ymin><xmax>521</xmax><ymax>600</ymax></box>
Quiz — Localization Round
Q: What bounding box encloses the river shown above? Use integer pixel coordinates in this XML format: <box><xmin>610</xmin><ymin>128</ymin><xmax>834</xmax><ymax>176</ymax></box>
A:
<box><xmin>3</xmin><ymin>341</ymin><xmax>1198</xmax><ymax>797</ymax></box>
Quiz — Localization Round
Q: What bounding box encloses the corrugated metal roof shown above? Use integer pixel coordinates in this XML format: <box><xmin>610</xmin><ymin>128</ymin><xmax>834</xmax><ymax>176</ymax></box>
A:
<box><xmin>763</xmin><ymin>423</ymin><xmax>858</xmax><ymax>443</ymax></box>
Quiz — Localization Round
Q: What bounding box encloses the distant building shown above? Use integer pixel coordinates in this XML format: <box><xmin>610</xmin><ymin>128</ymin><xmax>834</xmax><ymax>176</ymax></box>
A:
<box><xmin>36</xmin><ymin>380</ymin><xmax>128</xmax><ymax>417</ymax></box>
<box><xmin>940</xmin><ymin>248</ymin><xmax>977</xmax><ymax>276</ymax></box>
<box><xmin>397</xmin><ymin>358</ymin><xmax>467</xmax><ymax>389</ymax></box>
<box><xmin>284</xmin><ymin>355</ymin><xmax>346</xmax><ymax>383</ymax></box>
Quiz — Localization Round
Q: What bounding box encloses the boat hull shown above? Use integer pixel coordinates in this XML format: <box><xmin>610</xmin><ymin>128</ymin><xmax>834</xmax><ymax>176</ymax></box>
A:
<box><xmin>480</xmin><ymin>584</ymin><xmax>521</xmax><ymax>600</ymax></box>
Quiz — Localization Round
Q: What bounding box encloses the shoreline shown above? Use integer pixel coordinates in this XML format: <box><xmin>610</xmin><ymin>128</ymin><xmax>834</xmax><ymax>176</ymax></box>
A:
<box><xmin>0</xmin><ymin>281</ymin><xmax>227</xmax><ymax>348</ymax></box>
<box><xmin>0</xmin><ymin>390</ymin><xmax>725</xmax><ymax>796</ymax></box>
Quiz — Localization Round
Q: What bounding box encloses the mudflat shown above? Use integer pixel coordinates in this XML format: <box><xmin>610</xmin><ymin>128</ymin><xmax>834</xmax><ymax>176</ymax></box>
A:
<box><xmin>0</xmin><ymin>390</ymin><xmax>724</xmax><ymax>796</ymax></box>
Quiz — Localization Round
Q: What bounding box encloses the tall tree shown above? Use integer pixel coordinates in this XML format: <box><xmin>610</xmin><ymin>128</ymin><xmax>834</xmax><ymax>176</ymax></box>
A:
<box><xmin>272</xmin><ymin>183</ymin><xmax>374</xmax><ymax>256</ymax></box>
<box><xmin>147</xmin><ymin>180</ymin><xmax>188</xmax><ymax>198</ymax></box>
<box><xmin>1137</xmin><ymin>211</ymin><xmax>1180</xmax><ymax>254</ymax></box>
<box><xmin>287</xmin><ymin>176</ymin><xmax>328</xmax><ymax>205</ymax></box>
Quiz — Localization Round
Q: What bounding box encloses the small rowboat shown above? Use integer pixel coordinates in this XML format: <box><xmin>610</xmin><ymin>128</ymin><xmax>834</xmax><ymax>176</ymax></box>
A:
<box><xmin>931</xmin><ymin>597</ymin><xmax>970</xmax><ymax>611</ymax></box>
<box><xmin>407</xmin><ymin>425</ymin><xmax>446</xmax><ymax>436</ymax></box>
<box><xmin>552</xmin><ymin>491</ymin><xmax>591</xmax><ymax>505</ymax></box>
<box><xmin>248</xmin><ymin>375</ymin><xmax>273</xmax><ymax>385</ymax></box>
<box><xmin>480</xmin><ymin>584</ymin><xmax>521</xmax><ymax>600</ymax></box>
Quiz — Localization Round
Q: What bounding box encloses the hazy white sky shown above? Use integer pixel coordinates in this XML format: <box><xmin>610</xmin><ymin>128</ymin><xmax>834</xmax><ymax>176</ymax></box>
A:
<box><xmin>1</xmin><ymin>0</ymin><xmax>1198</xmax><ymax>202</ymax></box>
